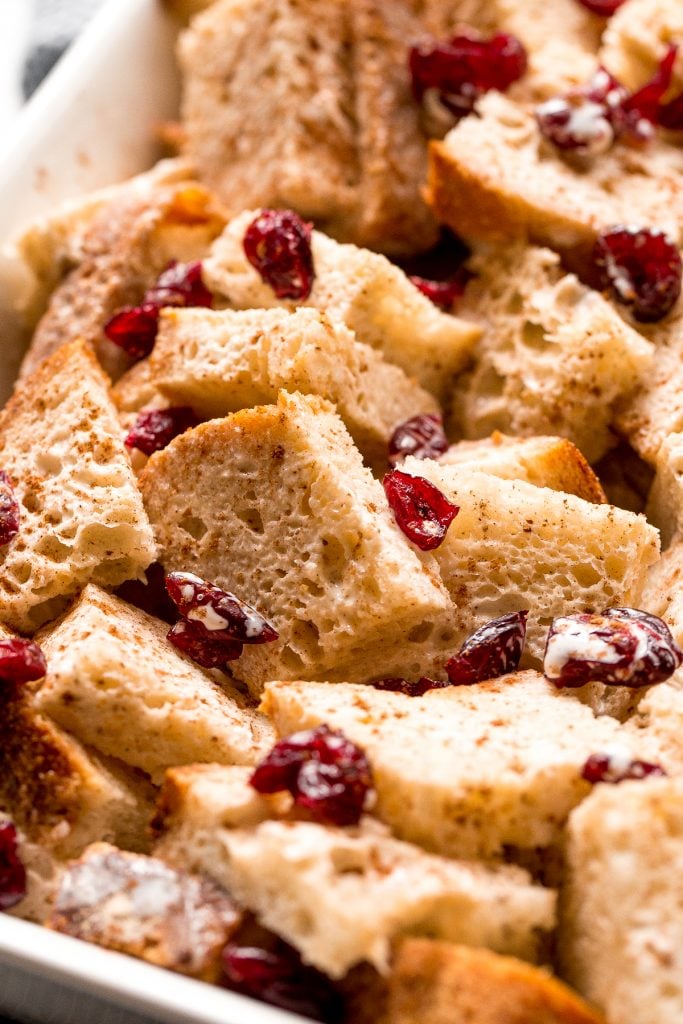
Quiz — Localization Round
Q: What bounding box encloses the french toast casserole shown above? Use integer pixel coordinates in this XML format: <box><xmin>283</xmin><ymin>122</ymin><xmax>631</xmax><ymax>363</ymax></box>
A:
<box><xmin>3</xmin><ymin>0</ymin><xmax>683</xmax><ymax>1021</ymax></box>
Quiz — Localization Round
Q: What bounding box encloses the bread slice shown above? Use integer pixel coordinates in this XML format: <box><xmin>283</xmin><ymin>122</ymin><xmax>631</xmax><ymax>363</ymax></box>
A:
<box><xmin>204</xmin><ymin>211</ymin><xmax>481</xmax><ymax>400</ymax></box>
<box><xmin>645</xmin><ymin>431</ymin><xmax>683</xmax><ymax>547</ymax></box>
<box><xmin>427</xmin><ymin>92</ymin><xmax>683</xmax><ymax>261</ymax></box>
<box><xmin>34</xmin><ymin>585</ymin><xmax>275</xmax><ymax>784</ymax></box>
<box><xmin>352</xmin><ymin>938</ymin><xmax>605</xmax><ymax>1024</ymax></box>
<box><xmin>261</xmin><ymin>672</ymin><xmax>652</xmax><ymax>859</ymax></box>
<box><xmin>21</xmin><ymin>175</ymin><xmax>225</xmax><ymax>381</ymax></box>
<box><xmin>599</xmin><ymin>0</ymin><xmax>683</xmax><ymax>92</ymax></box>
<box><xmin>118</xmin><ymin>306</ymin><xmax>439</xmax><ymax>470</ymax></box>
<box><xmin>178</xmin><ymin>0</ymin><xmax>438</xmax><ymax>255</ymax></box>
<box><xmin>400</xmin><ymin>458</ymin><xmax>659</xmax><ymax>662</ymax></box>
<box><xmin>641</xmin><ymin>542</ymin><xmax>683</xmax><ymax>648</ymax></box>
<box><xmin>0</xmin><ymin>340</ymin><xmax>156</xmax><ymax>633</ymax></box>
<box><xmin>155</xmin><ymin>766</ymin><xmax>555</xmax><ymax>978</ymax></box>
<box><xmin>47</xmin><ymin>842</ymin><xmax>240</xmax><ymax>980</ymax></box>
<box><xmin>624</xmin><ymin>680</ymin><xmax>683</xmax><ymax>775</ymax></box>
<box><xmin>448</xmin><ymin>246</ymin><xmax>653</xmax><ymax>463</ymax></box>
<box><xmin>561</xmin><ymin>778</ymin><xmax>683</xmax><ymax>1023</ymax></box>
<box><xmin>139</xmin><ymin>391</ymin><xmax>456</xmax><ymax>691</ymax></box>
<box><xmin>439</xmin><ymin>434</ymin><xmax>606</xmax><ymax>503</ymax></box>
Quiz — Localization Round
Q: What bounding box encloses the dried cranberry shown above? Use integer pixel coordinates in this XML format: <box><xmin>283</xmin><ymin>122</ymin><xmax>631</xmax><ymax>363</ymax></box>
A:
<box><xmin>0</xmin><ymin>638</ymin><xmax>46</xmax><ymax>684</ymax></box>
<box><xmin>145</xmin><ymin>260</ymin><xmax>213</xmax><ymax>310</ymax></box>
<box><xmin>544</xmin><ymin>607</ymin><xmax>683</xmax><ymax>689</ymax></box>
<box><xmin>222</xmin><ymin>944</ymin><xmax>341</xmax><ymax>1023</ymax></box>
<box><xmin>104</xmin><ymin>303</ymin><xmax>161</xmax><ymax>360</ymax></box>
<box><xmin>409</xmin><ymin>31</ymin><xmax>527</xmax><ymax>125</ymax></box>
<box><xmin>167</xmin><ymin>619</ymin><xmax>243</xmax><ymax>669</ymax></box>
<box><xmin>243</xmin><ymin>210</ymin><xmax>314</xmax><ymax>300</ymax></box>
<box><xmin>581</xmin><ymin>752</ymin><xmax>667</xmax><ymax>784</ymax></box>
<box><xmin>620</xmin><ymin>45</ymin><xmax>678</xmax><ymax>144</ymax></box>
<box><xmin>592</xmin><ymin>226</ymin><xmax>682</xmax><ymax>322</ymax></box>
<box><xmin>574</xmin><ymin>0</ymin><xmax>626</xmax><ymax>14</ymax></box>
<box><xmin>165</xmin><ymin>572</ymin><xmax>278</xmax><ymax>645</ymax></box>
<box><xmin>250</xmin><ymin>725</ymin><xmax>373</xmax><ymax>827</ymax></box>
<box><xmin>383</xmin><ymin>470</ymin><xmax>459</xmax><ymax>551</ymax></box>
<box><xmin>388</xmin><ymin>415</ymin><xmax>449</xmax><ymax>467</ymax></box>
<box><xmin>371</xmin><ymin>676</ymin><xmax>449</xmax><ymax>697</ymax></box>
<box><xmin>536</xmin><ymin>97</ymin><xmax>615</xmax><ymax>156</ymax></box>
<box><xmin>659</xmin><ymin>90</ymin><xmax>683</xmax><ymax>131</ymax></box>
<box><xmin>105</xmin><ymin>261</ymin><xmax>213</xmax><ymax>360</ymax></box>
<box><xmin>445</xmin><ymin>611</ymin><xmax>529</xmax><ymax>686</ymax></box>
<box><xmin>125</xmin><ymin>407</ymin><xmax>200</xmax><ymax>456</ymax></box>
<box><xmin>0</xmin><ymin>471</ymin><xmax>19</xmax><ymax>548</ymax></box>
<box><xmin>0</xmin><ymin>821</ymin><xmax>26</xmax><ymax>911</ymax></box>
<box><xmin>409</xmin><ymin>269</ymin><xmax>473</xmax><ymax>309</ymax></box>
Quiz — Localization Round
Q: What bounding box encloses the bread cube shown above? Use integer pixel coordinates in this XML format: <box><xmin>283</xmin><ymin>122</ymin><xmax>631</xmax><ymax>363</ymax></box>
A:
<box><xmin>261</xmin><ymin>673</ymin><xmax>652</xmax><ymax>859</ymax></box>
<box><xmin>645</xmin><ymin>431</ymin><xmax>683</xmax><ymax>547</ymax></box>
<box><xmin>121</xmin><ymin>305</ymin><xmax>439</xmax><ymax>469</ymax></box>
<box><xmin>155</xmin><ymin>767</ymin><xmax>555</xmax><ymax>978</ymax></box>
<box><xmin>204</xmin><ymin>211</ymin><xmax>481</xmax><ymax>399</ymax></box>
<box><xmin>35</xmin><ymin>585</ymin><xmax>274</xmax><ymax>784</ymax></box>
<box><xmin>625</xmin><ymin>681</ymin><xmax>683</xmax><ymax>775</ymax></box>
<box><xmin>401</xmin><ymin>459</ymin><xmax>659</xmax><ymax>661</ymax></box>
<box><xmin>600</xmin><ymin>0</ymin><xmax>683</xmax><ymax>92</ymax></box>
<box><xmin>562</xmin><ymin>778</ymin><xmax>683</xmax><ymax>1023</ymax></box>
<box><xmin>641</xmin><ymin>542</ymin><xmax>683</xmax><ymax>648</ymax></box>
<box><xmin>139</xmin><ymin>391</ymin><xmax>456</xmax><ymax>691</ymax></box>
<box><xmin>48</xmin><ymin>843</ymin><xmax>240</xmax><ymax>981</ymax></box>
<box><xmin>0</xmin><ymin>340</ymin><xmax>156</xmax><ymax>632</ymax></box>
<box><xmin>439</xmin><ymin>434</ymin><xmax>606</xmax><ymax>503</ymax></box>
<box><xmin>449</xmin><ymin>246</ymin><xmax>653</xmax><ymax>463</ymax></box>
<box><xmin>427</xmin><ymin>92</ymin><xmax>683</xmax><ymax>261</ymax></box>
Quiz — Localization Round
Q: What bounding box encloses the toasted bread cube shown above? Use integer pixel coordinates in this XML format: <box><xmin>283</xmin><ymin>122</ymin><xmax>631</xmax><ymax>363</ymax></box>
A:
<box><xmin>155</xmin><ymin>763</ymin><xmax>287</xmax><ymax>833</ymax></box>
<box><xmin>119</xmin><ymin>306</ymin><xmax>439</xmax><ymax>470</ymax></box>
<box><xmin>427</xmin><ymin>93</ymin><xmax>683</xmax><ymax>261</ymax></box>
<box><xmin>204</xmin><ymin>212</ymin><xmax>481</xmax><ymax>400</ymax></box>
<box><xmin>35</xmin><ymin>586</ymin><xmax>274</xmax><ymax>784</ymax></box>
<box><xmin>155</xmin><ymin>766</ymin><xmax>555</xmax><ymax>978</ymax></box>
<box><xmin>625</xmin><ymin>681</ymin><xmax>683</xmax><ymax>775</ymax></box>
<box><xmin>261</xmin><ymin>673</ymin><xmax>652</xmax><ymax>859</ymax></box>
<box><xmin>645</xmin><ymin>432</ymin><xmax>683</xmax><ymax>547</ymax></box>
<box><xmin>355</xmin><ymin>938</ymin><xmax>605</xmax><ymax>1024</ymax></box>
<box><xmin>448</xmin><ymin>246</ymin><xmax>653</xmax><ymax>463</ymax></box>
<box><xmin>562</xmin><ymin>778</ymin><xmax>683</xmax><ymax>1022</ymax></box>
<box><xmin>401</xmin><ymin>459</ymin><xmax>659</xmax><ymax>661</ymax></box>
<box><xmin>139</xmin><ymin>391</ymin><xmax>455</xmax><ymax>691</ymax></box>
<box><xmin>0</xmin><ymin>340</ymin><xmax>156</xmax><ymax>632</ymax></box>
<box><xmin>600</xmin><ymin>0</ymin><xmax>683</xmax><ymax>92</ymax></box>
<box><xmin>48</xmin><ymin>843</ymin><xmax>240</xmax><ymax>980</ymax></box>
<box><xmin>641</xmin><ymin>542</ymin><xmax>683</xmax><ymax>648</ymax></box>
<box><xmin>22</xmin><ymin>173</ymin><xmax>225</xmax><ymax>381</ymax></box>
<box><xmin>439</xmin><ymin>434</ymin><xmax>606</xmax><ymax>503</ymax></box>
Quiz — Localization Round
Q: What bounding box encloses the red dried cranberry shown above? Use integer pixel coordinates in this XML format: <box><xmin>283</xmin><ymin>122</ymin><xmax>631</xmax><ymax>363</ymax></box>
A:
<box><xmin>581</xmin><ymin>752</ymin><xmax>667</xmax><ymax>784</ymax></box>
<box><xmin>0</xmin><ymin>639</ymin><xmax>46</xmax><ymax>684</ymax></box>
<box><xmin>536</xmin><ymin>96</ymin><xmax>615</xmax><ymax>156</ymax></box>
<box><xmin>409</xmin><ymin>31</ymin><xmax>527</xmax><ymax>125</ymax></box>
<box><xmin>250</xmin><ymin>725</ymin><xmax>373</xmax><ymax>827</ymax></box>
<box><xmin>383</xmin><ymin>469</ymin><xmax>459</xmax><ymax>551</ymax></box>
<box><xmin>388</xmin><ymin>415</ymin><xmax>449</xmax><ymax>467</ymax></box>
<box><xmin>167</xmin><ymin>619</ymin><xmax>243</xmax><ymax>669</ymax></box>
<box><xmin>445</xmin><ymin>611</ymin><xmax>529</xmax><ymax>686</ymax></box>
<box><xmin>243</xmin><ymin>210</ymin><xmax>314</xmax><ymax>300</ymax></box>
<box><xmin>125</xmin><ymin>407</ymin><xmax>200</xmax><ymax>456</ymax></box>
<box><xmin>104</xmin><ymin>303</ymin><xmax>161</xmax><ymax>360</ymax></box>
<box><xmin>544</xmin><ymin>607</ymin><xmax>683</xmax><ymax>689</ymax></box>
<box><xmin>620</xmin><ymin>45</ymin><xmax>678</xmax><ymax>144</ymax></box>
<box><xmin>105</xmin><ymin>261</ymin><xmax>214</xmax><ymax>360</ymax></box>
<box><xmin>659</xmin><ymin>90</ymin><xmax>683</xmax><ymax>131</ymax></box>
<box><xmin>409</xmin><ymin>268</ymin><xmax>473</xmax><ymax>309</ymax></box>
<box><xmin>0</xmin><ymin>471</ymin><xmax>19</xmax><ymax>548</ymax></box>
<box><xmin>222</xmin><ymin>944</ymin><xmax>341</xmax><ymax>1023</ymax></box>
<box><xmin>145</xmin><ymin>260</ymin><xmax>213</xmax><ymax>310</ymax></box>
<box><xmin>574</xmin><ymin>0</ymin><xmax>626</xmax><ymax>14</ymax></box>
<box><xmin>0</xmin><ymin>821</ymin><xmax>26</xmax><ymax>911</ymax></box>
<box><xmin>371</xmin><ymin>676</ymin><xmax>449</xmax><ymax>697</ymax></box>
<box><xmin>165</xmin><ymin>572</ymin><xmax>278</xmax><ymax>645</ymax></box>
<box><xmin>592</xmin><ymin>226</ymin><xmax>682</xmax><ymax>322</ymax></box>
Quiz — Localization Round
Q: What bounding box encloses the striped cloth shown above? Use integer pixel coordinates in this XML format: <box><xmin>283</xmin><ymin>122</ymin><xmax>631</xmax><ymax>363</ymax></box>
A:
<box><xmin>23</xmin><ymin>0</ymin><xmax>105</xmax><ymax>97</ymax></box>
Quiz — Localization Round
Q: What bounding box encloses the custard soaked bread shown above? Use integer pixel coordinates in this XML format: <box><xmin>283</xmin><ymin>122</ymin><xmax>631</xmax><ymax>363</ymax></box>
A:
<box><xmin>155</xmin><ymin>765</ymin><xmax>556</xmax><ymax>978</ymax></box>
<box><xmin>35</xmin><ymin>586</ymin><xmax>274</xmax><ymax>784</ymax></box>
<box><xmin>140</xmin><ymin>391</ymin><xmax>456</xmax><ymax>690</ymax></box>
<box><xmin>0</xmin><ymin>340</ymin><xmax>156</xmax><ymax>633</ymax></box>
<box><xmin>118</xmin><ymin>306</ymin><xmax>439</xmax><ymax>470</ymax></box>
<box><xmin>449</xmin><ymin>245</ymin><xmax>653</xmax><ymax>463</ymax></box>
<box><xmin>204</xmin><ymin>211</ymin><xmax>481</xmax><ymax>400</ymax></box>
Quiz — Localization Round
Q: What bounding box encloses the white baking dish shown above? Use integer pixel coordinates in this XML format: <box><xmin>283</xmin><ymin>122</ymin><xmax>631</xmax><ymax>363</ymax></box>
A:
<box><xmin>0</xmin><ymin>2</ymin><xmax>312</xmax><ymax>1021</ymax></box>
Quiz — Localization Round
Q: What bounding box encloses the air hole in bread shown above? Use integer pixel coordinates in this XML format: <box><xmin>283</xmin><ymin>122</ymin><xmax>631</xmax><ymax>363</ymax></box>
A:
<box><xmin>179</xmin><ymin>515</ymin><xmax>209</xmax><ymax>540</ymax></box>
<box><xmin>35</xmin><ymin>452</ymin><xmax>62</xmax><ymax>477</ymax></box>
<box><xmin>233</xmin><ymin>506</ymin><xmax>265</xmax><ymax>535</ymax></box>
<box><xmin>407</xmin><ymin>620</ymin><xmax>435</xmax><ymax>644</ymax></box>
<box><xmin>35</xmin><ymin>536</ymin><xmax>72</xmax><ymax>563</ymax></box>
<box><xmin>320</xmin><ymin>536</ymin><xmax>347</xmax><ymax>584</ymax></box>
<box><xmin>22</xmin><ymin>491</ymin><xmax>42</xmax><ymax>515</ymax></box>
<box><xmin>521</xmin><ymin>321</ymin><xmax>550</xmax><ymax>352</ymax></box>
